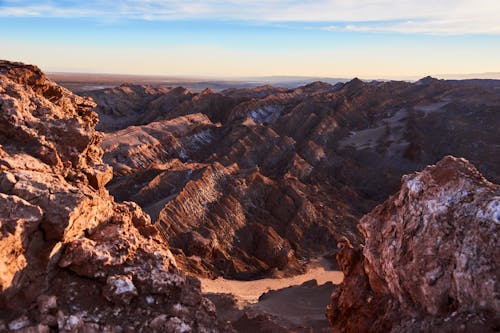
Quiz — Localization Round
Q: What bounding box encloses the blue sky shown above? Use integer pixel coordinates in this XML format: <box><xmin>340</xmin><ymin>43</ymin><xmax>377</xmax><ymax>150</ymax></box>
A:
<box><xmin>1</xmin><ymin>0</ymin><xmax>499</xmax><ymax>78</ymax></box>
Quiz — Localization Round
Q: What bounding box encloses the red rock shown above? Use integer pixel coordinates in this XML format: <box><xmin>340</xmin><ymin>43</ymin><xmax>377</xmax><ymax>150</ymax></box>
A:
<box><xmin>36</xmin><ymin>295</ymin><xmax>57</xmax><ymax>314</ymax></box>
<box><xmin>0</xmin><ymin>193</ymin><xmax>42</xmax><ymax>298</ymax></box>
<box><xmin>326</xmin><ymin>156</ymin><xmax>500</xmax><ymax>332</ymax></box>
<box><xmin>3</xmin><ymin>59</ymin><xmax>499</xmax><ymax>332</ymax></box>
<box><xmin>102</xmin><ymin>275</ymin><xmax>138</xmax><ymax>305</ymax></box>
<box><xmin>96</xmin><ymin>74</ymin><xmax>499</xmax><ymax>281</ymax></box>
<box><xmin>0</xmin><ymin>61</ymin><xmax>231</xmax><ymax>332</ymax></box>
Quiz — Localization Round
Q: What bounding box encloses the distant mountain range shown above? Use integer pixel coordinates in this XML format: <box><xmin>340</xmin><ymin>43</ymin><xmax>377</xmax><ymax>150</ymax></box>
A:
<box><xmin>47</xmin><ymin>72</ymin><xmax>500</xmax><ymax>93</ymax></box>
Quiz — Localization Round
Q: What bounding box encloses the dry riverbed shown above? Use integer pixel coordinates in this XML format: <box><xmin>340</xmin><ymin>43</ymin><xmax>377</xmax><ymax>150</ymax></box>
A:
<box><xmin>199</xmin><ymin>259</ymin><xmax>343</xmax><ymax>306</ymax></box>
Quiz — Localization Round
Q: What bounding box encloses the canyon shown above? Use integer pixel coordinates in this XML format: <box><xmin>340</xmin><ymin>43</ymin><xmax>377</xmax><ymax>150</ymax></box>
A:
<box><xmin>0</xmin><ymin>60</ymin><xmax>498</xmax><ymax>332</ymax></box>
<box><xmin>88</xmin><ymin>74</ymin><xmax>499</xmax><ymax>282</ymax></box>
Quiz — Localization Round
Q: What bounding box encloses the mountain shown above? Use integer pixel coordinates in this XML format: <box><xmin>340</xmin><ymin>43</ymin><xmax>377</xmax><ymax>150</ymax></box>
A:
<box><xmin>1</xmin><ymin>60</ymin><xmax>498</xmax><ymax>333</ymax></box>
<box><xmin>88</xmin><ymin>76</ymin><xmax>500</xmax><ymax>280</ymax></box>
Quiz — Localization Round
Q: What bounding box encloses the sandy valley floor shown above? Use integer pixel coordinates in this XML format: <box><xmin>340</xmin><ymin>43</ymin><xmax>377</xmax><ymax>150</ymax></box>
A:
<box><xmin>200</xmin><ymin>260</ymin><xmax>343</xmax><ymax>306</ymax></box>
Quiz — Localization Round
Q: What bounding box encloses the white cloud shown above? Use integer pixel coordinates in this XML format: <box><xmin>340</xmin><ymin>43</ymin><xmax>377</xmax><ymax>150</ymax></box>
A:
<box><xmin>0</xmin><ymin>0</ymin><xmax>499</xmax><ymax>34</ymax></box>
<box><xmin>325</xmin><ymin>18</ymin><xmax>500</xmax><ymax>35</ymax></box>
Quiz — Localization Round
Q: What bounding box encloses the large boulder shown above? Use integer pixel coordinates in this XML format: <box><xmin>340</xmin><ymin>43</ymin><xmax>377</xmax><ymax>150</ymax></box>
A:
<box><xmin>327</xmin><ymin>156</ymin><xmax>499</xmax><ymax>332</ymax></box>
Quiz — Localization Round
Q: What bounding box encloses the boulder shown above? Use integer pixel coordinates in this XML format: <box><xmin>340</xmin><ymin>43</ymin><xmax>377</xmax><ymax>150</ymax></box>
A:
<box><xmin>327</xmin><ymin>156</ymin><xmax>500</xmax><ymax>332</ymax></box>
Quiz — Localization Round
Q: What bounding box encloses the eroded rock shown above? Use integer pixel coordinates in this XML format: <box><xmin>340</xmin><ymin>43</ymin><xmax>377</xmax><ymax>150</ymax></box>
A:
<box><xmin>0</xmin><ymin>61</ymin><xmax>231</xmax><ymax>332</ymax></box>
<box><xmin>327</xmin><ymin>156</ymin><xmax>500</xmax><ymax>332</ymax></box>
<box><xmin>98</xmin><ymin>76</ymin><xmax>499</xmax><ymax>281</ymax></box>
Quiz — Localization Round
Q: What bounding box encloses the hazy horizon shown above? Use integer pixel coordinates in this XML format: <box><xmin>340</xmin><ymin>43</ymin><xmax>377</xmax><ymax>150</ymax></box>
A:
<box><xmin>1</xmin><ymin>1</ymin><xmax>500</xmax><ymax>78</ymax></box>
<box><xmin>45</xmin><ymin>70</ymin><xmax>500</xmax><ymax>82</ymax></box>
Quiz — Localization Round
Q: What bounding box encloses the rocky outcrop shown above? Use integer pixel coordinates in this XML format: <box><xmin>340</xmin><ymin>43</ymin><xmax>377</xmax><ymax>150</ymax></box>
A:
<box><xmin>83</xmin><ymin>84</ymin><xmax>181</xmax><ymax>132</ymax></box>
<box><xmin>155</xmin><ymin>163</ymin><xmax>307</xmax><ymax>279</ymax></box>
<box><xmin>326</xmin><ymin>156</ymin><xmax>500</xmax><ymax>332</ymax></box>
<box><xmin>0</xmin><ymin>61</ymin><xmax>230</xmax><ymax>332</ymax></box>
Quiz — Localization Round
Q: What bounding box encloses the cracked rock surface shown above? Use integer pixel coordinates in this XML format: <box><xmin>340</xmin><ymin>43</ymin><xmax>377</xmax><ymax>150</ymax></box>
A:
<box><xmin>0</xmin><ymin>60</ymin><xmax>231</xmax><ymax>332</ymax></box>
<box><xmin>326</xmin><ymin>156</ymin><xmax>500</xmax><ymax>333</ymax></box>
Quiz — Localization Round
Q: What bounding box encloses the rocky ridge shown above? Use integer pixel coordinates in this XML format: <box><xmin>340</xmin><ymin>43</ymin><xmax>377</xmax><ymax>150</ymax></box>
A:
<box><xmin>0</xmin><ymin>61</ymin><xmax>230</xmax><ymax>332</ymax></box>
<box><xmin>94</xmin><ymin>76</ymin><xmax>500</xmax><ymax>279</ymax></box>
<box><xmin>326</xmin><ymin>156</ymin><xmax>500</xmax><ymax>332</ymax></box>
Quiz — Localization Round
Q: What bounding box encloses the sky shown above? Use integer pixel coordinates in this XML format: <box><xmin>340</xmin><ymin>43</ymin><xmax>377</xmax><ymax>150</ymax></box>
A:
<box><xmin>1</xmin><ymin>0</ymin><xmax>500</xmax><ymax>79</ymax></box>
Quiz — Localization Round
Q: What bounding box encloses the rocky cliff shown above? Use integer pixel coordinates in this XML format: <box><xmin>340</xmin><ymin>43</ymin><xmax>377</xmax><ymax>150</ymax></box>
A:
<box><xmin>0</xmin><ymin>61</ymin><xmax>230</xmax><ymax>332</ymax></box>
<box><xmin>326</xmin><ymin>156</ymin><xmax>500</xmax><ymax>332</ymax></box>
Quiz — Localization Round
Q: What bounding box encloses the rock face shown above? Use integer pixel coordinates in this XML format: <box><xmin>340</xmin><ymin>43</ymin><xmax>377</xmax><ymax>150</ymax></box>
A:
<box><xmin>94</xmin><ymin>76</ymin><xmax>500</xmax><ymax>279</ymax></box>
<box><xmin>326</xmin><ymin>156</ymin><xmax>500</xmax><ymax>332</ymax></box>
<box><xmin>0</xmin><ymin>61</ymin><xmax>230</xmax><ymax>332</ymax></box>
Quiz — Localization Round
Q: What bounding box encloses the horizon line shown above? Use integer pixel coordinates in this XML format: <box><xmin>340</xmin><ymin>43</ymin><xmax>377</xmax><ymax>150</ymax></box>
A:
<box><xmin>46</xmin><ymin>70</ymin><xmax>500</xmax><ymax>82</ymax></box>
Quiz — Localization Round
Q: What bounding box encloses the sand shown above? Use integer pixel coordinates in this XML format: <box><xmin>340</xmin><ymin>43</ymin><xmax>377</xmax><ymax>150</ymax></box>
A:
<box><xmin>199</xmin><ymin>260</ymin><xmax>343</xmax><ymax>306</ymax></box>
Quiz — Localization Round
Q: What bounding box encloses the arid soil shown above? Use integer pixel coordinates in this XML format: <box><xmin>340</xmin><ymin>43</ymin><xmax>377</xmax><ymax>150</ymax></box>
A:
<box><xmin>200</xmin><ymin>259</ymin><xmax>343</xmax><ymax>305</ymax></box>
<box><xmin>200</xmin><ymin>259</ymin><xmax>343</xmax><ymax>332</ymax></box>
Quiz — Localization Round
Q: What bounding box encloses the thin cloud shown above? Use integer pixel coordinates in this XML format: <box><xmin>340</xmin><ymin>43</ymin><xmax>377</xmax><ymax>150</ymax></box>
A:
<box><xmin>0</xmin><ymin>0</ymin><xmax>499</xmax><ymax>34</ymax></box>
<box><xmin>324</xmin><ymin>18</ymin><xmax>500</xmax><ymax>35</ymax></box>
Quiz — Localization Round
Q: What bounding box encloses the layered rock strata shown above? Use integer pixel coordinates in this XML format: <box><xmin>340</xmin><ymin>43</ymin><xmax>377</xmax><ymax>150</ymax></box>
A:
<box><xmin>95</xmin><ymin>76</ymin><xmax>500</xmax><ymax>279</ymax></box>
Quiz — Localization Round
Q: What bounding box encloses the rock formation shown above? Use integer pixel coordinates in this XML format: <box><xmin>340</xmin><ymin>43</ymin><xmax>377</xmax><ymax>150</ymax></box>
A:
<box><xmin>2</xmin><ymin>60</ymin><xmax>499</xmax><ymax>332</ymax></box>
<box><xmin>326</xmin><ymin>156</ymin><xmax>500</xmax><ymax>332</ymax></box>
<box><xmin>92</xmin><ymin>76</ymin><xmax>500</xmax><ymax>279</ymax></box>
<box><xmin>0</xmin><ymin>61</ymin><xmax>230</xmax><ymax>332</ymax></box>
<box><xmin>84</xmin><ymin>84</ymin><xmax>240</xmax><ymax>132</ymax></box>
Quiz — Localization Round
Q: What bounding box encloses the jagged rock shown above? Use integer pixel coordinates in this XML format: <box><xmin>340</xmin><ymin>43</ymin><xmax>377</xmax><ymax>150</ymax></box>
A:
<box><xmin>154</xmin><ymin>163</ymin><xmax>310</xmax><ymax>279</ymax></box>
<box><xmin>8</xmin><ymin>316</ymin><xmax>31</xmax><ymax>331</ymax></box>
<box><xmin>83</xmin><ymin>83</ymin><xmax>238</xmax><ymax>132</ymax></box>
<box><xmin>36</xmin><ymin>295</ymin><xmax>57</xmax><ymax>315</ymax></box>
<box><xmin>0</xmin><ymin>60</ymin><xmax>100</xmax><ymax>171</ymax></box>
<box><xmin>84</xmin><ymin>163</ymin><xmax>113</xmax><ymax>190</ymax></box>
<box><xmin>0</xmin><ymin>192</ymin><xmax>43</xmax><ymax>304</ymax></box>
<box><xmin>102</xmin><ymin>112</ymin><xmax>218</xmax><ymax>175</ymax></box>
<box><xmin>0</xmin><ymin>61</ymin><xmax>231</xmax><ymax>332</ymax></box>
<box><xmin>326</xmin><ymin>156</ymin><xmax>500</xmax><ymax>332</ymax></box>
<box><xmin>96</xmin><ymin>74</ymin><xmax>499</xmax><ymax>280</ymax></box>
<box><xmin>5</xmin><ymin>58</ymin><xmax>497</xmax><ymax>332</ymax></box>
<box><xmin>102</xmin><ymin>275</ymin><xmax>138</xmax><ymax>305</ymax></box>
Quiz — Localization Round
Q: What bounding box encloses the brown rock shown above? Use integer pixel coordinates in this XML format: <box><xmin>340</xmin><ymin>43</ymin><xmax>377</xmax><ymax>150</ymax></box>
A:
<box><xmin>102</xmin><ymin>275</ymin><xmax>138</xmax><ymax>305</ymax></box>
<box><xmin>36</xmin><ymin>295</ymin><xmax>57</xmax><ymax>314</ymax></box>
<box><xmin>12</xmin><ymin>324</ymin><xmax>50</xmax><ymax>333</ymax></box>
<box><xmin>0</xmin><ymin>61</ymin><xmax>231</xmax><ymax>332</ymax></box>
<box><xmin>327</xmin><ymin>156</ymin><xmax>500</xmax><ymax>332</ymax></box>
<box><xmin>0</xmin><ymin>193</ymin><xmax>42</xmax><ymax>298</ymax></box>
<box><xmin>98</xmin><ymin>75</ymin><xmax>499</xmax><ymax>281</ymax></box>
<box><xmin>85</xmin><ymin>164</ymin><xmax>113</xmax><ymax>190</ymax></box>
<box><xmin>8</xmin><ymin>315</ymin><xmax>31</xmax><ymax>331</ymax></box>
